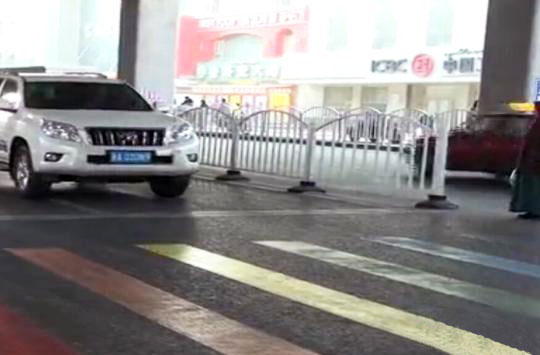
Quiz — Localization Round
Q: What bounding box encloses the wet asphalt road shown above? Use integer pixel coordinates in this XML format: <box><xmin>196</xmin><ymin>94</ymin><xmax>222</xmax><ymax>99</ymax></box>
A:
<box><xmin>0</xmin><ymin>173</ymin><xmax>540</xmax><ymax>355</ymax></box>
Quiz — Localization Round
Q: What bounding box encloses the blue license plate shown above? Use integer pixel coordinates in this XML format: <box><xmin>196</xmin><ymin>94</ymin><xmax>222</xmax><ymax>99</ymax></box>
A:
<box><xmin>109</xmin><ymin>151</ymin><xmax>152</xmax><ymax>164</ymax></box>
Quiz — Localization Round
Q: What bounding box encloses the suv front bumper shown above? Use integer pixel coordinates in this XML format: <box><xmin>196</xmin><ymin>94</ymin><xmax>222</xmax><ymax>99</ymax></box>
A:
<box><xmin>32</xmin><ymin>137</ymin><xmax>199</xmax><ymax>177</ymax></box>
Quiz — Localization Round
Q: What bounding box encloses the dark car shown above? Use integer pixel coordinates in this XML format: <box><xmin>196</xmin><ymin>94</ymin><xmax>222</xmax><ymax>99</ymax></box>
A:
<box><xmin>415</xmin><ymin>113</ymin><xmax>533</xmax><ymax>177</ymax></box>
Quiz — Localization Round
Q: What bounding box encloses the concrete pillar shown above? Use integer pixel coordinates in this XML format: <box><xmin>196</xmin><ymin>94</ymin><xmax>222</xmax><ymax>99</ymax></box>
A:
<box><xmin>479</xmin><ymin>0</ymin><xmax>539</xmax><ymax>115</ymax></box>
<box><xmin>118</xmin><ymin>0</ymin><xmax>178</xmax><ymax>106</ymax></box>
<box><xmin>408</xmin><ymin>84</ymin><xmax>426</xmax><ymax>110</ymax></box>
<box><xmin>351</xmin><ymin>86</ymin><xmax>363</xmax><ymax>108</ymax></box>
<box><xmin>117</xmin><ymin>0</ymin><xmax>139</xmax><ymax>85</ymax></box>
<box><xmin>455</xmin><ymin>84</ymin><xmax>472</xmax><ymax>111</ymax></box>
<box><xmin>387</xmin><ymin>84</ymin><xmax>407</xmax><ymax>112</ymax></box>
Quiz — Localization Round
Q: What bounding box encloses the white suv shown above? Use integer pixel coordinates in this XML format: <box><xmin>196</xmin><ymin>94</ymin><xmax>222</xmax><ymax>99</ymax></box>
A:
<box><xmin>0</xmin><ymin>70</ymin><xmax>199</xmax><ymax>198</ymax></box>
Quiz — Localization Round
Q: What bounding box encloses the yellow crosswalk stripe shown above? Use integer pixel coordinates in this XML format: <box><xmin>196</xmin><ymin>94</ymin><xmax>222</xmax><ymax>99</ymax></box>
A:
<box><xmin>139</xmin><ymin>244</ymin><xmax>529</xmax><ymax>355</ymax></box>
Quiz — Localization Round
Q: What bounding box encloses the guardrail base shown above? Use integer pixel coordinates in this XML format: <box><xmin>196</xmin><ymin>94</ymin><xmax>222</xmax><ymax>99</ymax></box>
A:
<box><xmin>288</xmin><ymin>181</ymin><xmax>326</xmax><ymax>194</ymax></box>
<box><xmin>415</xmin><ymin>195</ymin><xmax>458</xmax><ymax>210</ymax></box>
<box><xmin>215</xmin><ymin>170</ymin><xmax>250</xmax><ymax>182</ymax></box>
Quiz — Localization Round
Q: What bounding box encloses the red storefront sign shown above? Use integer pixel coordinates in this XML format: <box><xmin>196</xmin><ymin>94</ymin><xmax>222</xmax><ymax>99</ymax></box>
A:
<box><xmin>198</xmin><ymin>9</ymin><xmax>308</xmax><ymax>30</ymax></box>
<box><xmin>176</xmin><ymin>8</ymin><xmax>310</xmax><ymax>78</ymax></box>
<box><xmin>411</xmin><ymin>54</ymin><xmax>435</xmax><ymax>78</ymax></box>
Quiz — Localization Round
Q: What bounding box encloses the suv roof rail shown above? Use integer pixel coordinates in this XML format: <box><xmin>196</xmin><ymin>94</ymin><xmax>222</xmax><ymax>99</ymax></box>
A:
<box><xmin>0</xmin><ymin>67</ymin><xmax>108</xmax><ymax>79</ymax></box>
<box><xmin>0</xmin><ymin>66</ymin><xmax>47</xmax><ymax>75</ymax></box>
<box><xmin>63</xmin><ymin>72</ymin><xmax>108</xmax><ymax>79</ymax></box>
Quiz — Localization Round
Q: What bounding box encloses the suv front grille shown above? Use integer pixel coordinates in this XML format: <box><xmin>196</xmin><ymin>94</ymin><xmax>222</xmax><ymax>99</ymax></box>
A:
<box><xmin>86</xmin><ymin>128</ymin><xmax>165</xmax><ymax>147</ymax></box>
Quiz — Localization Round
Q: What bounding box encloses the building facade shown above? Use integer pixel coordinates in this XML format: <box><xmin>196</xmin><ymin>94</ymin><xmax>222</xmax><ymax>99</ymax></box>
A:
<box><xmin>175</xmin><ymin>0</ymin><xmax>489</xmax><ymax>113</ymax></box>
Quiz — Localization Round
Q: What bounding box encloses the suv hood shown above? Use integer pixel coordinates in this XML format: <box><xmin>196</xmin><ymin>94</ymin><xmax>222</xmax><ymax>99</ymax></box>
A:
<box><xmin>27</xmin><ymin>109</ymin><xmax>178</xmax><ymax>129</ymax></box>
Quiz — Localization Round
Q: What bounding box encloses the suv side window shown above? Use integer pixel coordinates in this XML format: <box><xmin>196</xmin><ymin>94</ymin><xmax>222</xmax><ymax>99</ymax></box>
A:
<box><xmin>0</xmin><ymin>79</ymin><xmax>20</xmax><ymax>106</ymax></box>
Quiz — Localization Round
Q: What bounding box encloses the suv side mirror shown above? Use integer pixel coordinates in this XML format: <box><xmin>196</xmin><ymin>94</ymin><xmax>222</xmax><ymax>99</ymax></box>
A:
<box><xmin>0</xmin><ymin>99</ymin><xmax>17</xmax><ymax>113</ymax></box>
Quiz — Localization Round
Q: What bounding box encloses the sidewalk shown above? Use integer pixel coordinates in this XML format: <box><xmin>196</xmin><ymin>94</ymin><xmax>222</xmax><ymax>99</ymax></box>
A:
<box><xmin>196</xmin><ymin>166</ymin><xmax>420</xmax><ymax>210</ymax></box>
<box><xmin>196</xmin><ymin>167</ymin><xmax>515</xmax><ymax>216</ymax></box>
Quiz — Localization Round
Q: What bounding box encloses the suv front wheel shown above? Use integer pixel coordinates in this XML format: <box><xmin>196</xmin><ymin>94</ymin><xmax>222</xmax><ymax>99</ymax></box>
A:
<box><xmin>11</xmin><ymin>144</ymin><xmax>51</xmax><ymax>198</ymax></box>
<box><xmin>149</xmin><ymin>176</ymin><xmax>191</xmax><ymax>198</ymax></box>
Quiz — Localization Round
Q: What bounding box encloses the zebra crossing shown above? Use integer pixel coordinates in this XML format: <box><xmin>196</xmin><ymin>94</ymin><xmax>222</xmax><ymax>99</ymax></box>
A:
<box><xmin>255</xmin><ymin>241</ymin><xmax>540</xmax><ymax>319</ymax></box>
<box><xmin>371</xmin><ymin>237</ymin><xmax>540</xmax><ymax>279</ymax></box>
<box><xmin>4</xmin><ymin>234</ymin><xmax>537</xmax><ymax>355</ymax></box>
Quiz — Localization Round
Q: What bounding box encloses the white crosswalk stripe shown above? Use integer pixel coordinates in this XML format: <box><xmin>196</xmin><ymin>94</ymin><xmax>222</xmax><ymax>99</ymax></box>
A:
<box><xmin>255</xmin><ymin>241</ymin><xmax>540</xmax><ymax>319</ymax></box>
<box><xmin>371</xmin><ymin>237</ymin><xmax>540</xmax><ymax>279</ymax></box>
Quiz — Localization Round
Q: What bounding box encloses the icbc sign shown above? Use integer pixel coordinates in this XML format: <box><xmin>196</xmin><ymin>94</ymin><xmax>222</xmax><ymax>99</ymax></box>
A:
<box><xmin>411</xmin><ymin>54</ymin><xmax>435</xmax><ymax>78</ymax></box>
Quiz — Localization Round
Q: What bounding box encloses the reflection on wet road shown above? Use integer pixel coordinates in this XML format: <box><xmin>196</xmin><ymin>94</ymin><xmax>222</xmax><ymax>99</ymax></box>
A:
<box><xmin>0</xmin><ymin>175</ymin><xmax>538</xmax><ymax>354</ymax></box>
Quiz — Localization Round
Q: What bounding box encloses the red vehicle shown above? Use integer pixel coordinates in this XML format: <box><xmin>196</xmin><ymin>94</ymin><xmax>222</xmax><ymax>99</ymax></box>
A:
<box><xmin>416</xmin><ymin>112</ymin><xmax>533</xmax><ymax>177</ymax></box>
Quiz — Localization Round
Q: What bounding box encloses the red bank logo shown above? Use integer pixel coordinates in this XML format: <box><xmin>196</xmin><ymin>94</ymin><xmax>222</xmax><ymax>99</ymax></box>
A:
<box><xmin>412</xmin><ymin>54</ymin><xmax>435</xmax><ymax>77</ymax></box>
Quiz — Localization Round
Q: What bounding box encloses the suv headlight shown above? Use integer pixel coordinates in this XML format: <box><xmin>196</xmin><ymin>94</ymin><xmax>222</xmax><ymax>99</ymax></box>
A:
<box><xmin>167</xmin><ymin>122</ymin><xmax>195</xmax><ymax>144</ymax></box>
<box><xmin>41</xmin><ymin>120</ymin><xmax>82</xmax><ymax>143</ymax></box>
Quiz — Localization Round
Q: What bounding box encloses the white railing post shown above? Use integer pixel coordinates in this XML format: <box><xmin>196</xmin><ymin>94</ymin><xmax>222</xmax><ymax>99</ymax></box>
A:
<box><xmin>416</xmin><ymin>113</ymin><xmax>458</xmax><ymax>209</ymax></box>
<box><xmin>216</xmin><ymin>115</ymin><xmax>249</xmax><ymax>181</ymax></box>
<box><xmin>432</xmin><ymin>114</ymin><xmax>449</xmax><ymax>196</ymax></box>
<box><xmin>303</xmin><ymin>123</ymin><xmax>316</xmax><ymax>180</ymax></box>
<box><xmin>288</xmin><ymin>121</ymin><xmax>325</xmax><ymax>193</ymax></box>
<box><xmin>230</xmin><ymin>121</ymin><xmax>240</xmax><ymax>171</ymax></box>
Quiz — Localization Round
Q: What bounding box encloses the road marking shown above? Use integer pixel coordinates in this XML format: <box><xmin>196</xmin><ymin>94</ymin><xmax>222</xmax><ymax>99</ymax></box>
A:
<box><xmin>0</xmin><ymin>208</ymin><xmax>396</xmax><ymax>222</ymax></box>
<box><xmin>255</xmin><ymin>241</ymin><xmax>540</xmax><ymax>319</ymax></box>
<box><xmin>372</xmin><ymin>237</ymin><xmax>540</xmax><ymax>279</ymax></box>
<box><xmin>459</xmin><ymin>233</ymin><xmax>538</xmax><ymax>249</ymax></box>
<box><xmin>0</xmin><ymin>303</ymin><xmax>78</xmax><ymax>355</ymax></box>
<box><xmin>6</xmin><ymin>248</ymin><xmax>318</xmax><ymax>355</ymax></box>
<box><xmin>139</xmin><ymin>243</ymin><xmax>528</xmax><ymax>355</ymax></box>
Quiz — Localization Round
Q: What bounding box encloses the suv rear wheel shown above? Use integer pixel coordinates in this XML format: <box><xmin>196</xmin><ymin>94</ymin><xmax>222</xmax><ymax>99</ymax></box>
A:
<box><xmin>149</xmin><ymin>176</ymin><xmax>191</xmax><ymax>198</ymax></box>
<box><xmin>11</xmin><ymin>144</ymin><xmax>51</xmax><ymax>198</ymax></box>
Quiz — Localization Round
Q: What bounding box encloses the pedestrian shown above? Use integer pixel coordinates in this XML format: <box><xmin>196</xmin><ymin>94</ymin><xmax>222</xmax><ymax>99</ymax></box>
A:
<box><xmin>466</xmin><ymin>99</ymin><xmax>479</xmax><ymax>129</ymax></box>
<box><xmin>200</xmin><ymin>99</ymin><xmax>208</xmax><ymax>108</ymax></box>
<box><xmin>234</xmin><ymin>102</ymin><xmax>244</xmax><ymax>118</ymax></box>
<box><xmin>174</xmin><ymin>96</ymin><xmax>195</xmax><ymax>116</ymax></box>
<box><xmin>181</xmin><ymin>96</ymin><xmax>194</xmax><ymax>106</ymax></box>
<box><xmin>510</xmin><ymin>101</ymin><xmax>540</xmax><ymax>219</ymax></box>
<box><xmin>218</xmin><ymin>98</ymin><xmax>230</xmax><ymax>114</ymax></box>
<box><xmin>470</xmin><ymin>99</ymin><xmax>479</xmax><ymax>112</ymax></box>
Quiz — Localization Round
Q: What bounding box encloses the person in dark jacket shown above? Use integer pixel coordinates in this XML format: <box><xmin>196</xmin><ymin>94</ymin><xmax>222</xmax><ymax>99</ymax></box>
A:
<box><xmin>510</xmin><ymin>101</ymin><xmax>540</xmax><ymax>219</ymax></box>
<box><xmin>181</xmin><ymin>96</ymin><xmax>194</xmax><ymax>106</ymax></box>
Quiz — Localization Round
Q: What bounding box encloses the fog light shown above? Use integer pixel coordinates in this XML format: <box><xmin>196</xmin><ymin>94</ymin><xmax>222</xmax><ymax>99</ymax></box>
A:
<box><xmin>187</xmin><ymin>153</ymin><xmax>198</xmax><ymax>162</ymax></box>
<box><xmin>44</xmin><ymin>153</ymin><xmax>63</xmax><ymax>162</ymax></box>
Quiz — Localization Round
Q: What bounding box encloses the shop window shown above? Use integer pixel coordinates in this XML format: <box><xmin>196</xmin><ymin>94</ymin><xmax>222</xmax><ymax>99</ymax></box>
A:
<box><xmin>327</xmin><ymin>10</ymin><xmax>348</xmax><ymax>51</ymax></box>
<box><xmin>215</xmin><ymin>40</ymin><xmax>225</xmax><ymax>58</ymax></box>
<box><xmin>324</xmin><ymin>87</ymin><xmax>353</xmax><ymax>110</ymax></box>
<box><xmin>362</xmin><ymin>87</ymin><xmax>388</xmax><ymax>112</ymax></box>
<box><xmin>427</xmin><ymin>0</ymin><xmax>454</xmax><ymax>47</ymax></box>
<box><xmin>373</xmin><ymin>0</ymin><xmax>397</xmax><ymax>50</ymax></box>
<box><xmin>278</xmin><ymin>0</ymin><xmax>308</xmax><ymax>7</ymax></box>
<box><xmin>269</xmin><ymin>91</ymin><xmax>292</xmax><ymax>109</ymax></box>
<box><xmin>209</xmin><ymin>0</ymin><xmax>220</xmax><ymax>13</ymax></box>
<box><xmin>216</xmin><ymin>34</ymin><xmax>264</xmax><ymax>61</ymax></box>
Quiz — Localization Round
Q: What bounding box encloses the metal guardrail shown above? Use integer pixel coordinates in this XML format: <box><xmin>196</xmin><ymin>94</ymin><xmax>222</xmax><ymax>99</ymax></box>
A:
<box><xmin>180</xmin><ymin>107</ymin><xmax>466</xmax><ymax>203</ymax></box>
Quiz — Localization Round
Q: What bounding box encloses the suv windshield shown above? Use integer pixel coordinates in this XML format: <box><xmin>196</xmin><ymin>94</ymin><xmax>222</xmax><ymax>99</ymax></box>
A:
<box><xmin>24</xmin><ymin>82</ymin><xmax>153</xmax><ymax>111</ymax></box>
